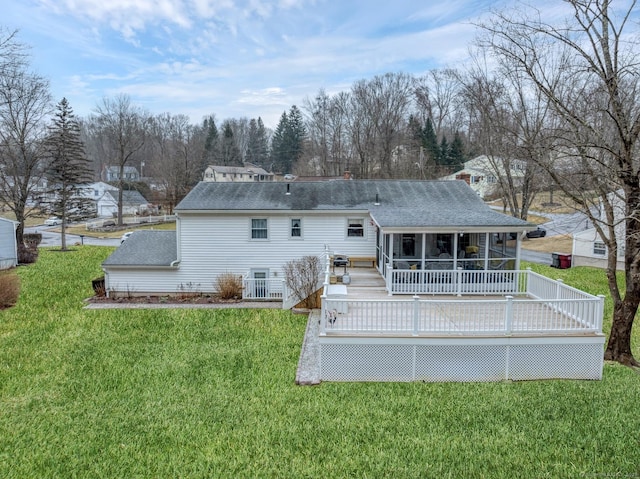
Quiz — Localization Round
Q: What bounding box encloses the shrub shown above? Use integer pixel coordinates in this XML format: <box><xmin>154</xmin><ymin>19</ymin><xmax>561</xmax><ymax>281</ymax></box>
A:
<box><xmin>17</xmin><ymin>243</ymin><xmax>38</xmax><ymax>264</ymax></box>
<box><xmin>0</xmin><ymin>270</ymin><xmax>20</xmax><ymax>309</ymax></box>
<box><xmin>283</xmin><ymin>255</ymin><xmax>322</xmax><ymax>308</ymax></box>
<box><xmin>215</xmin><ymin>272</ymin><xmax>243</xmax><ymax>299</ymax></box>
<box><xmin>23</xmin><ymin>233</ymin><xmax>42</xmax><ymax>247</ymax></box>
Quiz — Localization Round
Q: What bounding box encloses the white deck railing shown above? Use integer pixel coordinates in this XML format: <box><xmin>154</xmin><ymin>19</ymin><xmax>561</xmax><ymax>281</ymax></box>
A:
<box><xmin>387</xmin><ymin>268</ymin><xmax>527</xmax><ymax>295</ymax></box>
<box><xmin>320</xmin><ymin>250</ymin><xmax>604</xmax><ymax>337</ymax></box>
<box><xmin>321</xmin><ymin>295</ymin><xmax>604</xmax><ymax>336</ymax></box>
<box><xmin>242</xmin><ymin>275</ymin><xmax>284</xmax><ymax>300</ymax></box>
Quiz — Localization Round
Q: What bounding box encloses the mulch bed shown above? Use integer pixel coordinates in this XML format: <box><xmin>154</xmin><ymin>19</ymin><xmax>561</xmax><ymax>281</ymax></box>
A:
<box><xmin>87</xmin><ymin>294</ymin><xmax>243</xmax><ymax>305</ymax></box>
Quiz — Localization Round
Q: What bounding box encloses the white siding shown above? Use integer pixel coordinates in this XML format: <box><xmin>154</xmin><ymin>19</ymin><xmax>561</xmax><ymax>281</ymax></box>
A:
<box><xmin>104</xmin><ymin>211</ymin><xmax>377</xmax><ymax>295</ymax></box>
<box><xmin>572</xmin><ymin>227</ymin><xmax>624</xmax><ymax>270</ymax></box>
<box><xmin>0</xmin><ymin>219</ymin><xmax>17</xmax><ymax>270</ymax></box>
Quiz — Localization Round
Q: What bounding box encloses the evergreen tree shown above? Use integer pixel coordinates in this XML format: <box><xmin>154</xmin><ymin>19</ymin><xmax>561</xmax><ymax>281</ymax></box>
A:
<box><xmin>246</xmin><ymin>117</ymin><xmax>269</xmax><ymax>167</ymax></box>
<box><xmin>448</xmin><ymin>131</ymin><xmax>466</xmax><ymax>171</ymax></box>
<box><xmin>220</xmin><ymin>121</ymin><xmax>241</xmax><ymax>166</ymax></box>
<box><xmin>438</xmin><ymin>136</ymin><xmax>450</xmax><ymax>167</ymax></box>
<box><xmin>269</xmin><ymin>106</ymin><xmax>307</xmax><ymax>174</ymax></box>
<box><xmin>45</xmin><ymin>98</ymin><xmax>94</xmax><ymax>250</ymax></box>
<box><xmin>203</xmin><ymin>115</ymin><xmax>219</xmax><ymax>165</ymax></box>
<box><xmin>421</xmin><ymin>118</ymin><xmax>439</xmax><ymax>165</ymax></box>
<box><xmin>270</xmin><ymin>111</ymin><xmax>289</xmax><ymax>173</ymax></box>
<box><xmin>286</xmin><ymin>105</ymin><xmax>306</xmax><ymax>168</ymax></box>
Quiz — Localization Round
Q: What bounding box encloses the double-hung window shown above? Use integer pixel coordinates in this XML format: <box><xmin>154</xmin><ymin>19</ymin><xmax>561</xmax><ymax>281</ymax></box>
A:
<box><xmin>593</xmin><ymin>241</ymin><xmax>606</xmax><ymax>255</ymax></box>
<box><xmin>347</xmin><ymin>218</ymin><xmax>365</xmax><ymax>238</ymax></box>
<box><xmin>291</xmin><ymin>218</ymin><xmax>302</xmax><ymax>238</ymax></box>
<box><xmin>251</xmin><ymin>218</ymin><xmax>268</xmax><ymax>239</ymax></box>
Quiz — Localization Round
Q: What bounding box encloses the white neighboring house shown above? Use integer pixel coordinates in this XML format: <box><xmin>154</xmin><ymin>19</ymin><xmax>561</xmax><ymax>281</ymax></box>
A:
<box><xmin>442</xmin><ymin>155</ymin><xmax>526</xmax><ymax>199</ymax></box>
<box><xmin>102</xmin><ymin>166</ymin><xmax>140</xmax><ymax>182</ymax></box>
<box><xmin>96</xmin><ymin>189</ymin><xmax>148</xmax><ymax>218</ymax></box>
<box><xmin>78</xmin><ymin>181</ymin><xmax>114</xmax><ymax>203</ymax></box>
<box><xmin>0</xmin><ymin>217</ymin><xmax>18</xmax><ymax>270</ymax></box>
<box><xmin>203</xmin><ymin>164</ymin><xmax>274</xmax><ymax>183</ymax></box>
<box><xmin>572</xmin><ymin>191</ymin><xmax>625</xmax><ymax>270</ymax></box>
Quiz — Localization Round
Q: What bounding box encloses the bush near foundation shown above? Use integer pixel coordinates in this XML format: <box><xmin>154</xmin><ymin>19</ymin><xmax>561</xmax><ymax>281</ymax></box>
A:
<box><xmin>0</xmin><ymin>270</ymin><xmax>20</xmax><ymax>309</ymax></box>
<box><xmin>215</xmin><ymin>272</ymin><xmax>243</xmax><ymax>299</ymax></box>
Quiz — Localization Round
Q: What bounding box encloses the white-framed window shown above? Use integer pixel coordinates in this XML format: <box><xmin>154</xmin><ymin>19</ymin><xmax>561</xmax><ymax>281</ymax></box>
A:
<box><xmin>291</xmin><ymin>218</ymin><xmax>302</xmax><ymax>238</ymax></box>
<box><xmin>251</xmin><ymin>218</ymin><xmax>268</xmax><ymax>239</ymax></box>
<box><xmin>347</xmin><ymin>218</ymin><xmax>365</xmax><ymax>238</ymax></box>
<box><xmin>593</xmin><ymin>241</ymin><xmax>606</xmax><ymax>255</ymax></box>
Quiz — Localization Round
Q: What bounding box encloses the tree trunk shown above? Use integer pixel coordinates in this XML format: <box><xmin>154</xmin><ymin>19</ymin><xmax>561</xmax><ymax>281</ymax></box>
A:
<box><xmin>604</xmin><ymin>298</ymin><xmax>640</xmax><ymax>366</ymax></box>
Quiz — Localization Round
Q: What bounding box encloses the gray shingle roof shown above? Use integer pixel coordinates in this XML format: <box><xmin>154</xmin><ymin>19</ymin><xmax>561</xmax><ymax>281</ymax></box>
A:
<box><xmin>104</xmin><ymin>189</ymin><xmax>148</xmax><ymax>205</ymax></box>
<box><xmin>102</xmin><ymin>231</ymin><xmax>177</xmax><ymax>267</ymax></box>
<box><xmin>176</xmin><ymin>180</ymin><xmax>532</xmax><ymax>229</ymax></box>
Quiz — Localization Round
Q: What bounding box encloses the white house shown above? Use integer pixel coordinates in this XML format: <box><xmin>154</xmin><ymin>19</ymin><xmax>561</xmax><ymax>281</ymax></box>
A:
<box><xmin>102</xmin><ymin>179</ymin><xmax>536</xmax><ymax>297</ymax></box>
<box><xmin>572</xmin><ymin>190</ymin><xmax>626</xmax><ymax>270</ymax></box>
<box><xmin>203</xmin><ymin>164</ymin><xmax>274</xmax><ymax>183</ymax></box>
<box><xmin>102</xmin><ymin>166</ymin><xmax>140</xmax><ymax>182</ymax></box>
<box><xmin>442</xmin><ymin>155</ymin><xmax>526</xmax><ymax>199</ymax></box>
<box><xmin>96</xmin><ymin>189</ymin><xmax>148</xmax><ymax>218</ymax></box>
<box><xmin>101</xmin><ymin>180</ymin><xmax>606</xmax><ymax>383</ymax></box>
<box><xmin>0</xmin><ymin>217</ymin><xmax>18</xmax><ymax>270</ymax></box>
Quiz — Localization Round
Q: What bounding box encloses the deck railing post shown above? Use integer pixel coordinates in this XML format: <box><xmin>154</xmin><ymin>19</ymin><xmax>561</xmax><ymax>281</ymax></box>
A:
<box><xmin>597</xmin><ymin>295</ymin><xmax>605</xmax><ymax>332</ymax></box>
<box><xmin>320</xmin><ymin>283</ymin><xmax>328</xmax><ymax>336</ymax></box>
<box><xmin>556</xmin><ymin>278</ymin><xmax>564</xmax><ymax>299</ymax></box>
<box><xmin>456</xmin><ymin>267</ymin><xmax>463</xmax><ymax>297</ymax></box>
<box><xmin>505</xmin><ymin>295</ymin><xmax>514</xmax><ymax>334</ymax></box>
<box><xmin>524</xmin><ymin>268</ymin><xmax>532</xmax><ymax>295</ymax></box>
<box><xmin>412</xmin><ymin>295</ymin><xmax>420</xmax><ymax>336</ymax></box>
<box><xmin>386</xmin><ymin>262</ymin><xmax>393</xmax><ymax>296</ymax></box>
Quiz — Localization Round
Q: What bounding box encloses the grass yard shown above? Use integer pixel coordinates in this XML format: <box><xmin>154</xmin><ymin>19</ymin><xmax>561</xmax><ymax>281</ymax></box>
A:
<box><xmin>1</xmin><ymin>248</ymin><xmax>639</xmax><ymax>478</ymax></box>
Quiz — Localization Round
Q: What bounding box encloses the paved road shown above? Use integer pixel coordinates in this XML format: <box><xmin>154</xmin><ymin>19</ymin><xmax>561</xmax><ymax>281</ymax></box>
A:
<box><xmin>25</xmin><ymin>225</ymin><xmax>121</xmax><ymax>247</ymax></box>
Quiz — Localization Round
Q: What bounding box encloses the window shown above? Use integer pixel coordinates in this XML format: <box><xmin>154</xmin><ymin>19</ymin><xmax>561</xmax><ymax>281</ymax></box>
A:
<box><xmin>347</xmin><ymin>218</ymin><xmax>364</xmax><ymax>237</ymax></box>
<box><xmin>593</xmin><ymin>241</ymin><xmax>606</xmax><ymax>255</ymax></box>
<box><xmin>251</xmin><ymin>218</ymin><xmax>268</xmax><ymax>239</ymax></box>
<box><xmin>291</xmin><ymin>218</ymin><xmax>302</xmax><ymax>238</ymax></box>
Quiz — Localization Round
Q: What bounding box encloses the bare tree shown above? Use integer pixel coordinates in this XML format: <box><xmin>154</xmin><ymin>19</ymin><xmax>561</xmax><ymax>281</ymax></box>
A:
<box><xmin>92</xmin><ymin>94</ymin><xmax>148</xmax><ymax>225</ymax></box>
<box><xmin>479</xmin><ymin>0</ymin><xmax>640</xmax><ymax>365</ymax></box>
<box><xmin>147</xmin><ymin>113</ymin><xmax>204</xmax><ymax>212</ymax></box>
<box><xmin>348</xmin><ymin>73</ymin><xmax>414</xmax><ymax>178</ymax></box>
<box><xmin>283</xmin><ymin>255</ymin><xmax>322</xmax><ymax>309</ymax></box>
<box><xmin>459</xmin><ymin>61</ymin><xmax>549</xmax><ymax>219</ymax></box>
<box><xmin>0</xmin><ymin>30</ymin><xmax>52</xmax><ymax>259</ymax></box>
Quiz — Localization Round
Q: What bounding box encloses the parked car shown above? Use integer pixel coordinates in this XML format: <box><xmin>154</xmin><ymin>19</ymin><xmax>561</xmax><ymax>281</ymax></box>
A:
<box><xmin>44</xmin><ymin>217</ymin><xmax>61</xmax><ymax>226</ymax></box>
<box><xmin>120</xmin><ymin>232</ymin><xmax>133</xmax><ymax>244</ymax></box>
<box><xmin>526</xmin><ymin>227</ymin><xmax>547</xmax><ymax>238</ymax></box>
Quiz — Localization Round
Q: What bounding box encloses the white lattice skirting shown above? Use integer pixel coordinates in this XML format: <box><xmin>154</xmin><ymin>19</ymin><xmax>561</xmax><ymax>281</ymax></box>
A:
<box><xmin>319</xmin><ymin>336</ymin><xmax>605</xmax><ymax>382</ymax></box>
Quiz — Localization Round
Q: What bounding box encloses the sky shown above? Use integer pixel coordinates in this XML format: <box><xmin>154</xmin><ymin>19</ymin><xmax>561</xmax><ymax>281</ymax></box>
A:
<box><xmin>3</xmin><ymin>0</ymin><xmax>510</xmax><ymax>129</ymax></box>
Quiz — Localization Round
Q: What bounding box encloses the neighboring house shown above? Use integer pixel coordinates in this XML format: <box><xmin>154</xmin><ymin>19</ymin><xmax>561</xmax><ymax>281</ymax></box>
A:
<box><xmin>102</xmin><ymin>166</ymin><xmax>140</xmax><ymax>182</ymax></box>
<box><xmin>78</xmin><ymin>181</ymin><xmax>114</xmax><ymax>202</ymax></box>
<box><xmin>102</xmin><ymin>179</ymin><xmax>605</xmax><ymax>382</ymax></box>
<box><xmin>572</xmin><ymin>191</ymin><xmax>625</xmax><ymax>270</ymax></box>
<box><xmin>0</xmin><ymin>217</ymin><xmax>18</xmax><ymax>270</ymax></box>
<box><xmin>442</xmin><ymin>155</ymin><xmax>526</xmax><ymax>199</ymax></box>
<box><xmin>96</xmin><ymin>189</ymin><xmax>148</xmax><ymax>217</ymax></box>
<box><xmin>203</xmin><ymin>164</ymin><xmax>274</xmax><ymax>182</ymax></box>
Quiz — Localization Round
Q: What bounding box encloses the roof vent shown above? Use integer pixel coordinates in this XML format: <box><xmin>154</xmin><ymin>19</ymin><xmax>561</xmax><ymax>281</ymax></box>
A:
<box><xmin>374</xmin><ymin>193</ymin><xmax>380</xmax><ymax>206</ymax></box>
<box><xmin>286</xmin><ymin>183</ymin><xmax>291</xmax><ymax>195</ymax></box>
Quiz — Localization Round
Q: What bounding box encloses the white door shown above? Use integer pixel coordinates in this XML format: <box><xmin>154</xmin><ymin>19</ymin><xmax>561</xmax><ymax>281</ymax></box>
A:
<box><xmin>251</xmin><ymin>269</ymin><xmax>269</xmax><ymax>299</ymax></box>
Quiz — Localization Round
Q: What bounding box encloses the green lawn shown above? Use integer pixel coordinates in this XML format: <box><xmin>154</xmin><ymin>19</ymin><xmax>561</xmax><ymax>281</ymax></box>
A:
<box><xmin>1</xmin><ymin>248</ymin><xmax>639</xmax><ymax>478</ymax></box>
